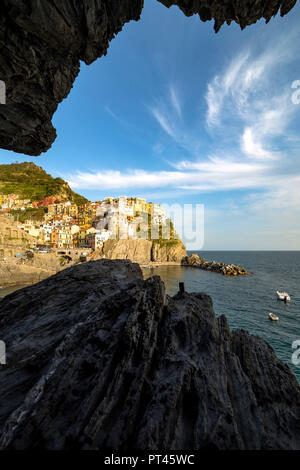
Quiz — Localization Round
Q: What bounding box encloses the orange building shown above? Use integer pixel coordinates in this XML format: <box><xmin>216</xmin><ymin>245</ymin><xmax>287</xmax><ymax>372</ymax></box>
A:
<box><xmin>51</xmin><ymin>229</ymin><xmax>59</xmax><ymax>247</ymax></box>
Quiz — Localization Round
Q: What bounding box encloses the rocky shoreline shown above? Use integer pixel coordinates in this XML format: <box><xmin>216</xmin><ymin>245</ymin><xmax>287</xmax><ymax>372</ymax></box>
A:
<box><xmin>182</xmin><ymin>254</ymin><xmax>248</xmax><ymax>276</ymax></box>
<box><xmin>0</xmin><ymin>252</ymin><xmax>71</xmax><ymax>289</ymax></box>
<box><xmin>0</xmin><ymin>255</ymin><xmax>249</xmax><ymax>290</ymax></box>
<box><xmin>0</xmin><ymin>259</ymin><xmax>299</xmax><ymax>450</ymax></box>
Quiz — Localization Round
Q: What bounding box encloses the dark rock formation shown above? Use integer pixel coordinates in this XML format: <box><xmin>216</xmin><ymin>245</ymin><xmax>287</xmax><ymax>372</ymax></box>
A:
<box><xmin>0</xmin><ymin>259</ymin><xmax>299</xmax><ymax>450</ymax></box>
<box><xmin>158</xmin><ymin>0</ymin><xmax>297</xmax><ymax>32</ymax></box>
<box><xmin>0</xmin><ymin>0</ymin><xmax>297</xmax><ymax>155</ymax></box>
<box><xmin>0</xmin><ymin>0</ymin><xmax>144</xmax><ymax>155</ymax></box>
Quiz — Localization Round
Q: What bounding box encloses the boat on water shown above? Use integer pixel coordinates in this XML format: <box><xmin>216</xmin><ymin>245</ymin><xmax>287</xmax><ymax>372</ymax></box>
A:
<box><xmin>276</xmin><ymin>291</ymin><xmax>291</xmax><ymax>302</ymax></box>
<box><xmin>269</xmin><ymin>312</ymin><xmax>279</xmax><ymax>321</ymax></box>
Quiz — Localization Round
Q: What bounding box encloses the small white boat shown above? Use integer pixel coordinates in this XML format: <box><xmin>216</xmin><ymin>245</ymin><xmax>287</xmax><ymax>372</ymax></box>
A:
<box><xmin>276</xmin><ymin>291</ymin><xmax>291</xmax><ymax>302</ymax></box>
<box><xmin>269</xmin><ymin>312</ymin><xmax>279</xmax><ymax>321</ymax></box>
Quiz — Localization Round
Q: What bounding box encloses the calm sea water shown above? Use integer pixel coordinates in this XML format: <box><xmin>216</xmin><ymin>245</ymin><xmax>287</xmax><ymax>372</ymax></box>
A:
<box><xmin>1</xmin><ymin>252</ymin><xmax>299</xmax><ymax>382</ymax></box>
<box><xmin>143</xmin><ymin>251</ymin><xmax>300</xmax><ymax>383</ymax></box>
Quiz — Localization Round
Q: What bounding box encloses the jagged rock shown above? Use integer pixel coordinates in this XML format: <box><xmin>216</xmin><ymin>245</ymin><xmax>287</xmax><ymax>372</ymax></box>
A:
<box><xmin>0</xmin><ymin>0</ymin><xmax>144</xmax><ymax>155</ymax></box>
<box><xmin>183</xmin><ymin>254</ymin><xmax>248</xmax><ymax>275</ymax></box>
<box><xmin>184</xmin><ymin>253</ymin><xmax>200</xmax><ymax>265</ymax></box>
<box><xmin>0</xmin><ymin>259</ymin><xmax>299</xmax><ymax>450</ymax></box>
<box><xmin>158</xmin><ymin>0</ymin><xmax>297</xmax><ymax>32</ymax></box>
<box><xmin>0</xmin><ymin>0</ymin><xmax>297</xmax><ymax>155</ymax></box>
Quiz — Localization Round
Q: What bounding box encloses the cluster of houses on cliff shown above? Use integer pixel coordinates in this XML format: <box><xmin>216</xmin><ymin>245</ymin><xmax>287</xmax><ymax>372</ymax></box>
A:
<box><xmin>0</xmin><ymin>193</ymin><xmax>32</xmax><ymax>210</ymax></box>
<box><xmin>0</xmin><ymin>194</ymin><xmax>167</xmax><ymax>250</ymax></box>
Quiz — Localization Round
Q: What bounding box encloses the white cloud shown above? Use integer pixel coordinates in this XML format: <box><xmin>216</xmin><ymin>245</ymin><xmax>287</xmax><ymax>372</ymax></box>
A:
<box><xmin>205</xmin><ymin>35</ymin><xmax>300</xmax><ymax>167</ymax></box>
<box><xmin>200</xmin><ymin>31</ymin><xmax>300</xmax><ymax>222</ymax></box>
<box><xmin>148</xmin><ymin>84</ymin><xmax>202</xmax><ymax>154</ymax></box>
<box><xmin>169</xmin><ymin>85</ymin><xmax>182</xmax><ymax>118</ymax></box>
<box><xmin>206</xmin><ymin>53</ymin><xmax>249</xmax><ymax>127</ymax></box>
<box><xmin>69</xmin><ymin>169</ymin><xmax>185</xmax><ymax>190</ymax></box>
<box><xmin>67</xmin><ymin>30</ymin><xmax>300</xmax><ymax>238</ymax></box>
<box><xmin>172</xmin><ymin>156</ymin><xmax>267</xmax><ymax>174</ymax></box>
<box><xmin>247</xmin><ymin>175</ymin><xmax>300</xmax><ymax>212</ymax></box>
<box><xmin>67</xmin><ymin>156</ymin><xmax>271</xmax><ymax>193</ymax></box>
<box><xmin>241</xmin><ymin>127</ymin><xmax>275</xmax><ymax>160</ymax></box>
<box><xmin>150</xmin><ymin>106</ymin><xmax>177</xmax><ymax>140</ymax></box>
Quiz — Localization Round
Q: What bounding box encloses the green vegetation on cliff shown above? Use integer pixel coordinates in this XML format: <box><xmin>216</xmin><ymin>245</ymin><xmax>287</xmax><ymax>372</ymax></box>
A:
<box><xmin>148</xmin><ymin>215</ymin><xmax>180</xmax><ymax>246</ymax></box>
<box><xmin>9</xmin><ymin>207</ymin><xmax>47</xmax><ymax>223</ymax></box>
<box><xmin>0</xmin><ymin>162</ymin><xmax>88</xmax><ymax>205</ymax></box>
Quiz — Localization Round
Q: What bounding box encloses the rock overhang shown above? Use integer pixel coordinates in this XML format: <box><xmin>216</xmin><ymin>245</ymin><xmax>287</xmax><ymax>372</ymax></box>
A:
<box><xmin>0</xmin><ymin>0</ymin><xmax>297</xmax><ymax>156</ymax></box>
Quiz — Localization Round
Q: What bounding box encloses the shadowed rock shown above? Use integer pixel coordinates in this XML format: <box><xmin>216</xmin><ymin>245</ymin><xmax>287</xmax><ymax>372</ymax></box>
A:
<box><xmin>158</xmin><ymin>0</ymin><xmax>297</xmax><ymax>32</ymax></box>
<box><xmin>0</xmin><ymin>0</ymin><xmax>297</xmax><ymax>155</ymax></box>
<box><xmin>0</xmin><ymin>0</ymin><xmax>144</xmax><ymax>155</ymax></box>
<box><xmin>0</xmin><ymin>259</ymin><xmax>299</xmax><ymax>450</ymax></box>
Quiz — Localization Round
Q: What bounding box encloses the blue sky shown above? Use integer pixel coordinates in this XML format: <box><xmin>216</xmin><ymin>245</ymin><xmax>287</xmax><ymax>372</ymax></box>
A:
<box><xmin>1</xmin><ymin>0</ymin><xmax>300</xmax><ymax>250</ymax></box>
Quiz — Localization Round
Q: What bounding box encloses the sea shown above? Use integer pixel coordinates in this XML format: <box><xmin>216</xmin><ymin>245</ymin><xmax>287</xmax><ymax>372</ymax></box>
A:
<box><xmin>1</xmin><ymin>251</ymin><xmax>299</xmax><ymax>382</ymax></box>
<box><xmin>143</xmin><ymin>251</ymin><xmax>300</xmax><ymax>383</ymax></box>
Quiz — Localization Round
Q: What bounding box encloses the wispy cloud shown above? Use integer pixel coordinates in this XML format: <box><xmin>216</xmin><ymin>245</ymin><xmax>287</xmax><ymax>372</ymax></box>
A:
<box><xmin>105</xmin><ymin>106</ymin><xmax>119</xmax><ymax>121</ymax></box>
<box><xmin>150</xmin><ymin>106</ymin><xmax>177</xmax><ymax>140</ymax></box>
<box><xmin>67</xmin><ymin>156</ymin><xmax>270</xmax><ymax>192</ymax></box>
<box><xmin>148</xmin><ymin>84</ymin><xmax>201</xmax><ymax>154</ymax></box>
<box><xmin>169</xmin><ymin>85</ymin><xmax>182</xmax><ymax>118</ymax></box>
<box><xmin>68</xmin><ymin>30</ymin><xmax>300</xmax><ymax>226</ymax></box>
<box><xmin>200</xmin><ymin>30</ymin><xmax>300</xmax><ymax>219</ymax></box>
<box><xmin>247</xmin><ymin>175</ymin><xmax>300</xmax><ymax>212</ymax></box>
<box><xmin>205</xmin><ymin>38</ymin><xmax>299</xmax><ymax>165</ymax></box>
<box><xmin>206</xmin><ymin>53</ymin><xmax>249</xmax><ymax>128</ymax></box>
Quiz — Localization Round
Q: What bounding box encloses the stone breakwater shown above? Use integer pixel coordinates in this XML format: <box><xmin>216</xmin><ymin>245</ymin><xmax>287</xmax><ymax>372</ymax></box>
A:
<box><xmin>182</xmin><ymin>254</ymin><xmax>248</xmax><ymax>276</ymax></box>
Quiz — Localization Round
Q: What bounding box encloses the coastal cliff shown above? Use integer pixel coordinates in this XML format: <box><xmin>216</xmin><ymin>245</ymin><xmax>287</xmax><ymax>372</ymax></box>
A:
<box><xmin>0</xmin><ymin>263</ymin><xmax>56</xmax><ymax>288</ymax></box>
<box><xmin>0</xmin><ymin>259</ymin><xmax>299</xmax><ymax>450</ymax></box>
<box><xmin>95</xmin><ymin>238</ymin><xmax>187</xmax><ymax>264</ymax></box>
<box><xmin>0</xmin><ymin>1</ymin><xmax>296</xmax><ymax>155</ymax></box>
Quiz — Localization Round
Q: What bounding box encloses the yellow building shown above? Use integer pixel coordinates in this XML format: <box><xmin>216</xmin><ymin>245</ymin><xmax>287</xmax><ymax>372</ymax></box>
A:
<box><xmin>57</xmin><ymin>227</ymin><xmax>73</xmax><ymax>248</ymax></box>
<box><xmin>66</xmin><ymin>204</ymin><xmax>78</xmax><ymax>218</ymax></box>
<box><xmin>74</xmin><ymin>227</ymin><xmax>96</xmax><ymax>247</ymax></box>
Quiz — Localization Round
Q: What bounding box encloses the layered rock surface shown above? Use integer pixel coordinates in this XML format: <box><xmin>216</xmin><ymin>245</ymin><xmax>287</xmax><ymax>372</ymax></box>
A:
<box><xmin>0</xmin><ymin>259</ymin><xmax>299</xmax><ymax>450</ymax></box>
<box><xmin>95</xmin><ymin>238</ymin><xmax>187</xmax><ymax>264</ymax></box>
<box><xmin>0</xmin><ymin>0</ymin><xmax>297</xmax><ymax>155</ymax></box>
<box><xmin>151</xmin><ymin>239</ymin><xmax>187</xmax><ymax>262</ymax></box>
